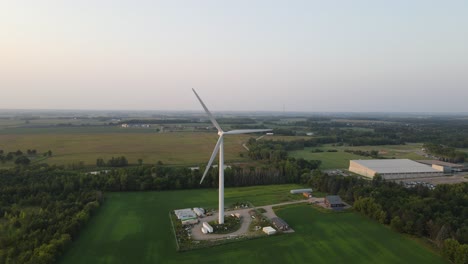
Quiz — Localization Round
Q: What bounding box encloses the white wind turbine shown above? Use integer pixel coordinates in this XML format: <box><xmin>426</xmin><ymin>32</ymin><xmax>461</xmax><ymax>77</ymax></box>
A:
<box><xmin>192</xmin><ymin>88</ymin><xmax>272</xmax><ymax>224</ymax></box>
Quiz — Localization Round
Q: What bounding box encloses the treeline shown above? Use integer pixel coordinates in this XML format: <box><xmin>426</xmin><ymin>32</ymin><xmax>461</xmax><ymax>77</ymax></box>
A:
<box><xmin>292</xmin><ymin>118</ymin><xmax>468</xmax><ymax>148</ymax></box>
<box><xmin>423</xmin><ymin>143</ymin><xmax>466</xmax><ymax>163</ymax></box>
<box><xmin>247</xmin><ymin>137</ymin><xmax>336</xmax><ymax>154</ymax></box>
<box><xmin>96</xmin><ymin>156</ymin><xmax>129</xmax><ymax>167</ymax></box>
<box><xmin>344</xmin><ymin>149</ymin><xmax>380</xmax><ymax>158</ymax></box>
<box><xmin>95</xmin><ymin>160</ymin><xmax>316</xmax><ymax>191</ymax></box>
<box><xmin>0</xmin><ymin>166</ymin><xmax>102</xmax><ymax>264</ymax></box>
<box><xmin>119</xmin><ymin>119</ymin><xmax>196</xmax><ymax>124</ymax></box>
<box><xmin>0</xmin><ymin>149</ymin><xmax>52</xmax><ymax>165</ymax></box>
<box><xmin>307</xmin><ymin>172</ymin><xmax>468</xmax><ymax>263</ymax></box>
<box><xmin>246</xmin><ymin>138</ymin><xmax>322</xmax><ymax>172</ymax></box>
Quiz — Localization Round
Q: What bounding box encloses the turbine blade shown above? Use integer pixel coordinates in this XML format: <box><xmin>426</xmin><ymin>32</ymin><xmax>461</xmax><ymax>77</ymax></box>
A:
<box><xmin>192</xmin><ymin>88</ymin><xmax>223</xmax><ymax>132</ymax></box>
<box><xmin>200</xmin><ymin>135</ymin><xmax>223</xmax><ymax>184</ymax></box>
<box><xmin>224</xmin><ymin>129</ymin><xmax>272</xmax><ymax>135</ymax></box>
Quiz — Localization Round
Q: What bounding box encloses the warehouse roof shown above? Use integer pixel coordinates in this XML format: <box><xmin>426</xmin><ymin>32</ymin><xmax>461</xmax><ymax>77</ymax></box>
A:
<box><xmin>351</xmin><ymin>159</ymin><xmax>439</xmax><ymax>174</ymax></box>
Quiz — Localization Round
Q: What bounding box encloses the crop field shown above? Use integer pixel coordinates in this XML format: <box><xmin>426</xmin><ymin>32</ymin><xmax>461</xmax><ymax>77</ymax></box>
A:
<box><xmin>0</xmin><ymin>132</ymin><xmax>252</xmax><ymax>166</ymax></box>
<box><xmin>59</xmin><ymin>185</ymin><xmax>446</xmax><ymax>264</ymax></box>
<box><xmin>290</xmin><ymin>144</ymin><xmax>426</xmax><ymax>169</ymax></box>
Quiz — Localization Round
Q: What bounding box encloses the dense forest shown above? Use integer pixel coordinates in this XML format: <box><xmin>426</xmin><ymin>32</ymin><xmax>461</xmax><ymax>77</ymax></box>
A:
<box><xmin>423</xmin><ymin>143</ymin><xmax>466</xmax><ymax>163</ymax></box>
<box><xmin>0</xmin><ymin>167</ymin><xmax>101</xmax><ymax>264</ymax></box>
<box><xmin>307</xmin><ymin>171</ymin><xmax>468</xmax><ymax>264</ymax></box>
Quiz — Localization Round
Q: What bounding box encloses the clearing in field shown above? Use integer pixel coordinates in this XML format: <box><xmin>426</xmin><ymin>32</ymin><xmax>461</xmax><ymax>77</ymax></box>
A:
<box><xmin>59</xmin><ymin>185</ymin><xmax>446</xmax><ymax>264</ymax></box>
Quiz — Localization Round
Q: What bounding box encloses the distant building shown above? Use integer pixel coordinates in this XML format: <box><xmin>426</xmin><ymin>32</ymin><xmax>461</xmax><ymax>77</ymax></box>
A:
<box><xmin>325</xmin><ymin>195</ymin><xmax>345</xmax><ymax>208</ymax></box>
<box><xmin>271</xmin><ymin>217</ymin><xmax>289</xmax><ymax>231</ymax></box>
<box><xmin>290</xmin><ymin>188</ymin><xmax>313</xmax><ymax>194</ymax></box>
<box><xmin>349</xmin><ymin>159</ymin><xmax>442</xmax><ymax>180</ymax></box>
<box><xmin>416</xmin><ymin>160</ymin><xmax>465</xmax><ymax>173</ymax></box>
<box><xmin>266</xmin><ymin>133</ymin><xmax>274</xmax><ymax>136</ymax></box>
<box><xmin>120</xmin><ymin>123</ymin><xmax>150</xmax><ymax>128</ymax></box>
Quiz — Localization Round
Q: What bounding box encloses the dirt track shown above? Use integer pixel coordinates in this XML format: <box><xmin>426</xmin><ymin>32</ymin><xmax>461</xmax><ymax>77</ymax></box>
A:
<box><xmin>190</xmin><ymin>198</ymin><xmax>314</xmax><ymax>240</ymax></box>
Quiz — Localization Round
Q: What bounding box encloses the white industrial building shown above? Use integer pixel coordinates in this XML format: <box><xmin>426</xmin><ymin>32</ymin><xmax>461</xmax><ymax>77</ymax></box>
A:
<box><xmin>349</xmin><ymin>159</ymin><xmax>443</xmax><ymax>180</ymax></box>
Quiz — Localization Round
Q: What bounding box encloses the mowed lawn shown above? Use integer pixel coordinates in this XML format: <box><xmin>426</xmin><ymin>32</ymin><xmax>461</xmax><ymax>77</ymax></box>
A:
<box><xmin>290</xmin><ymin>144</ymin><xmax>426</xmax><ymax>169</ymax></box>
<box><xmin>0</xmin><ymin>132</ymin><xmax>251</xmax><ymax>166</ymax></box>
<box><xmin>289</xmin><ymin>149</ymin><xmax>368</xmax><ymax>169</ymax></box>
<box><xmin>59</xmin><ymin>185</ymin><xmax>446</xmax><ymax>264</ymax></box>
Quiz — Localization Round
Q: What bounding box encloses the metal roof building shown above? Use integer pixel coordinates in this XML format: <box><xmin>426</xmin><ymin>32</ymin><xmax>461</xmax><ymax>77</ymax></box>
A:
<box><xmin>325</xmin><ymin>195</ymin><xmax>345</xmax><ymax>208</ymax></box>
<box><xmin>349</xmin><ymin>159</ymin><xmax>443</xmax><ymax>180</ymax></box>
<box><xmin>271</xmin><ymin>217</ymin><xmax>289</xmax><ymax>231</ymax></box>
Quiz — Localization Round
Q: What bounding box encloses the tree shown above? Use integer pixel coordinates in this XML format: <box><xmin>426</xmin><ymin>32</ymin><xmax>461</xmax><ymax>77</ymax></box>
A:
<box><xmin>138</xmin><ymin>159</ymin><xmax>143</xmax><ymax>166</ymax></box>
<box><xmin>443</xmin><ymin>239</ymin><xmax>459</xmax><ymax>263</ymax></box>
<box><xmin>15</xmin><ymin>156</ymin><xmax>30</xmax><ymax>166</ymax></box>
<box><xmin>96</xmin><ymin>158</ymin><xmax>105</xmax><ymax>167</ymax></box>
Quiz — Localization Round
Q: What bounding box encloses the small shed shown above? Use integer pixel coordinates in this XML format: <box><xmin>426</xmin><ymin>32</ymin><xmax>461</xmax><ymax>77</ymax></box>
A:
<box><xmin>271</xmin><ymin>217</ymin><xmax>289</xmax><ymax>231</ymax></box>
<box><xmin>324</xmin><ymin>195</ymin><xmax>345</xmax><ymax>208</ymax></box>
<box><xmin>262</xmin><ymin>226</ymin><xmax>276</xmax><ymax>235</ymax></box>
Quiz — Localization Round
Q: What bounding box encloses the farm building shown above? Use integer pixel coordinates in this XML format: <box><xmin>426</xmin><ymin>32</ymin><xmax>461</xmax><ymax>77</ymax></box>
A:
<box><xmin>262</xmin><ymin>226</ymin><xmax>276</xmax><ymax>235</ymax></box>
<box><xmin>290</xmin><ymin>188</ymin><xmax>313</xmax><ymax>194</ymax></box>
<box><xmin>271</xmin><ymin>217</ymin><xmax>289</xmax><ymax>231</ymax></box>
<box><xmin>325</xmin><ymin>195</ymin><xmax>345</xmax><ymax>208</ymax></box>
<box><xmin>174</xmin><ymin>208</ymin><xmax>197</xmax><ymax>221</ymax></box>
<box><xmin>349</xmin><ymin>159</ymin><xmax>443</xmax><ymax>180</ymax></box>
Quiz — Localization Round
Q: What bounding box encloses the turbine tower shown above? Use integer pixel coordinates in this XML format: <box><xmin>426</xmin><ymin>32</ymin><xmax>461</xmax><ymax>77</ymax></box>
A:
<box><xmin>192</xmin><ymin>88</ymin><xmax>272</xmax><ymax>224</ymax></box>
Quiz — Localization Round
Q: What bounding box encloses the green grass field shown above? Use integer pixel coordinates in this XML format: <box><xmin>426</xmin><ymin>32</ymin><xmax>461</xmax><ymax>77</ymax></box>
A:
<box><xmin>59</xmin><ymin>185</ymin><xmax>446</xmax><ymax>264</ymax></box>
<box><xmin>0</xmin><ymin>132</ymin><xmax>251</xmax><ymax>166</ymax></box>
<box><xmin>290</xmin><ymin>144</ymin><xmax>426</xmax><ymax>169</ymax></box>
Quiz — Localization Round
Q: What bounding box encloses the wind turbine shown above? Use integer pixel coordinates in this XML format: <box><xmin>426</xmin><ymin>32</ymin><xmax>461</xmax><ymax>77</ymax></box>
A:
<box><xmin>192</xmin><ymin>88</ymin><xmax>272</xmax><ymax>224</ymax></box>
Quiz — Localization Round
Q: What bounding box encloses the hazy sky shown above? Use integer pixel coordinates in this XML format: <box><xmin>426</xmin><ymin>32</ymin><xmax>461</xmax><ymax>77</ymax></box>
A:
<box><xmin>1</xmin><ymin>1</ymin><xmax>467</xmax><ymax>112</ymax></box>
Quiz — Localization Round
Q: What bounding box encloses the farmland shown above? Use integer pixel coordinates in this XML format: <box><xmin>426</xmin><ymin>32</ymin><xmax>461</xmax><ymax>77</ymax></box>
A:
<box><xmin>0</xmin><ymin>132</ymin><xmax>251</xmax><ymax>166</ymax></box>
<box><xmin>59</xmin><ymin>185</ymin><xmax>446</xmax><ymax>264</ymax></box>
